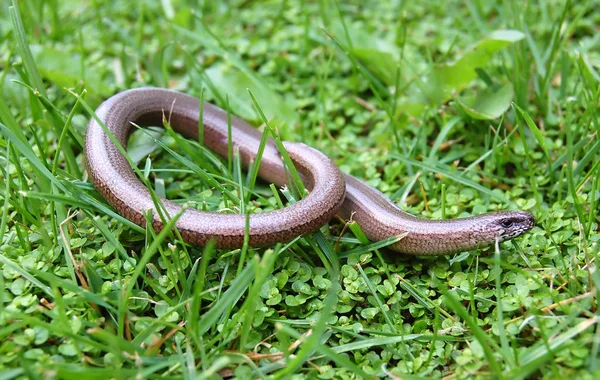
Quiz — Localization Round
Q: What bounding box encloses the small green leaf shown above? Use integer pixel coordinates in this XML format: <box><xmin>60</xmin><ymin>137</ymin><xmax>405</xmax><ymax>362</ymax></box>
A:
<box><xmin>313</xmin><ymin>276</ymin><xmax>331</xmax><ymax>290</ymax></box>
<box><xmin>275</xmin><ymin>271</ymin><xmax>289</xmax><ymax>288</ymax></box>
<box><xmin>259</xmin><ymin>280</ymin><xmax>275</xmax><ymax>298</ymax></box>
<box><xmin>456</xmin><ymin>83</ymin><xmax>514</xmax><ymax>120</ymax></box>
<box><xmin>127</xmin><ymin>127</ymin><xmax>164</xmax><ymax>164</ymax></box>
<box><xmin>204</xmin><ymin>64</ymin><xmax>297</xmax><ymax>127</ymax></box>
<box><xmin>291</xmin><ymin>263</ymin><xmax>312</xmax><ymax>282</ymax></box>
<box><xmin>33</xmin><ymin>326</ymin><xmax>49</xmax><ymax>345</ymax></box>
<box><xmin>13</xmin><ymin>333</ymin><xmax>32</xmax><ymax>346</ymax></box>
<box><xmin>376</xmin><ymin>280</ymin><xmax>395</xmax><ymax>297</ymax></box>
<box><xmin>336</xmin><ymin>304</ymin><xmax>353</xmax><ymax>313</ymax></box>
<box><xmin>30</xmin><ymin>45</ymin><xmax>112</xmax><ymax>97</ymax></box>
<box><xmin>154</xmin><ymin>301</ymin><xmax>170</xmax><ymax>317</ymax></box>
<box><xmin>103</xmin><ymin>352</ymin><xmax>123</xmax><ymax>368</ymax></box>
<box><xmin>353</xmin><ymin>47</ymin><xmax>399</xmax><ymax>86</ymax></box>
<box><xmin>58</xmin><ymin>342</ymin><xmax>78</xmax><ymax>357</ymax></box>
<box><xmin>10</xmin><ymin>277</ymin><xmax>27</xmax><ymax>295</ymax></box>
<box><xmin>294</xmin><ymin>294</ymin><xmax>309</xmax><ymax>305</ymax></box>
<box><xmin>266</xmin><ymin>293</ymin><xmax>282</xmax><ymax>305</ymax></box>
<box><xmin>398</xmin><ymin>29</ymin><xmax>525</xmax><ymax>116</ymax></box>
<box><xmin>360</xmin><ymin>307</ymin><xmax>379</xmax><ymax>319</ymax></box>
<box><xmin>291</xmin><ymin>280</ymin><xmax>312</xmax><ymax>295</ymax></box>
<box><xmin>421</xmin><ymin>30</ymin><xmax>524</xmax><ymax>104</ymax></box>
<box><xmin>101</xmin><ymin>241</ymin><xmax>116</xmax><ymax>258</ymax></box>
<box><xmin>24</xmin><ymin>349</ymin><xmax>44</xmax><ymax>360</ymax></box>
<box><xmin>70</xmin><ymin>237</ymin><xmax>87</xmax><ymax>249</ymax></box>
<box><xmin>285</xmin><ymin>295</ymin><xmax>299</xmax><ymax>307</ymax></box>
<box><xmin>323</xmin><ymin>21</ymin><xmax>402</xmax><ymax>88</ymax></box>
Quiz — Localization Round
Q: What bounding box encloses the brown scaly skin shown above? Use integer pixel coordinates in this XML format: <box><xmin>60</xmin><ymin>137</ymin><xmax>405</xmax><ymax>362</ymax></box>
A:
<box><xmin>85</xmin><ymin>87</ymin><xmax>535</xmax><ymax>255</ymax></box>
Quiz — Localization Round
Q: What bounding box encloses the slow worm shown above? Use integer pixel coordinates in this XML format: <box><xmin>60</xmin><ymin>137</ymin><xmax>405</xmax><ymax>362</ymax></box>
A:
<box><xmin>85</xmin><ymin>88</ymin><xmax>535</xmax><ymax>255</ymax></box>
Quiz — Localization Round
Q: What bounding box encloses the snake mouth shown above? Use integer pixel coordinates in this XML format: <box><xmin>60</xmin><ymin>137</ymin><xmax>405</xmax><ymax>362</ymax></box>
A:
<box><xmin>525</xmin><ymin>214</ymin><xmax>537</xmax><ymax>228</ymax></box>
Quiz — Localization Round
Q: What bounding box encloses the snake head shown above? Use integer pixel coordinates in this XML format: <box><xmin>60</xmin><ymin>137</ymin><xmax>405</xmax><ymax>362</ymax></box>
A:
<box><xmin>489</xmin><ymin>211</ymin><xmax>536</xmax><ymax>242</ymax></box>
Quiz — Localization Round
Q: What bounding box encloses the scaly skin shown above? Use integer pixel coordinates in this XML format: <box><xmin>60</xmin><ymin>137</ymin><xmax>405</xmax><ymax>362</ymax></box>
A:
<box><xmin>85</xmin><ymin>88</ymin><xmax>535</xmax><ymax>255</ymax></box>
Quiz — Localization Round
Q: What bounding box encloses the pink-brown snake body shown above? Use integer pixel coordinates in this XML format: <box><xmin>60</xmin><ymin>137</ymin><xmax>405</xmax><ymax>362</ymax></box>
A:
<box><xmin>85</xmin><ymin>88</ymin><xmax>535</xmax><ymax>255</ymax></box>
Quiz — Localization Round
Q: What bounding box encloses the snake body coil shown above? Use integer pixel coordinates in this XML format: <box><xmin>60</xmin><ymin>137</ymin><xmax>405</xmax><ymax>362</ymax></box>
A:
<box><xmin>85</xmin><ymin>88</ymin><xmax>535</xmax><ymax>255</ymax></box>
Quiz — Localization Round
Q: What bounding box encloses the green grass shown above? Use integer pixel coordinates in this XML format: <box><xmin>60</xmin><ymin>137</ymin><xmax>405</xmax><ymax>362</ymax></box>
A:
<box><xmin>0</xmin><ymin>0</ymin><xmax>599</xmax><ymax>378</ymax></box>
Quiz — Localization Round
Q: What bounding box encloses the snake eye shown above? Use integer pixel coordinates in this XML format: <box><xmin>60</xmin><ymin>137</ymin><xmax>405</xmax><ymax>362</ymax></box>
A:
<box><xmin>500</xmin><ymin>219</ymin><xmax>514</xmax><ymax>228</ymax></box>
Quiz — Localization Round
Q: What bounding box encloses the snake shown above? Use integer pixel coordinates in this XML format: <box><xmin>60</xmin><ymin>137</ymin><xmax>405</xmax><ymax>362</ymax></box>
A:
<box><xmin>84</xmin><ymin>88</ymin><xmax>535</xmax><ymax>255</ymax></box>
